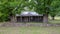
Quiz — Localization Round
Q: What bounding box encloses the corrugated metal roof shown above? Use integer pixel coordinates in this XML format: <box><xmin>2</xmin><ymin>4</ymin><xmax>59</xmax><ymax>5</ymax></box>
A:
<box><xmin>16</xmin><ymin>11</ymin><xmax>43</xmax><ymax>16</ymax></box>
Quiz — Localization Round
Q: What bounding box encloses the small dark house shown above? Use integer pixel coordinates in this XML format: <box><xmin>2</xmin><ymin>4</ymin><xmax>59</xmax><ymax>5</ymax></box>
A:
<box><xmin>16</xmin><ymin>11</ymin><xmax>43</xmax><ymax>22</ymax></box>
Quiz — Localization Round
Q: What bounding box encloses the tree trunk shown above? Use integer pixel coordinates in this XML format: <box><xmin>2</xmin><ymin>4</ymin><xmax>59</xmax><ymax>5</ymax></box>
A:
<box><xmin>10</xmin><ymin>16</ymin><xmax>16</xmax><ymax>23</ymax></box>
<box><xmin>43</xmin><ymin>13</ymin><xmax>48</xmax><ymax>23</ymax></box>
<box><xmin>52</xmin><ymin>16</ymin><xmax>55</xmax><ymax>20</ymax></box>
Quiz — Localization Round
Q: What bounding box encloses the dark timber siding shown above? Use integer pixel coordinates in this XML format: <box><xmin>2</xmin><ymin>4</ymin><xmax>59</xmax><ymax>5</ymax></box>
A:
<box><xmin>17</xmin><ymin>16</ymin><xmax>43</xmax><ymax>22</ymax></box>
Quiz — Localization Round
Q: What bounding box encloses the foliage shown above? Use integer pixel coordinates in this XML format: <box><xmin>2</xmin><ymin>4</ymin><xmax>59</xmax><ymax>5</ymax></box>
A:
<box><xmin>0</xmin><ymin>0</ymin><xmax>26</xmax><ymax>21</ymax></box>
<box><xmin>50</xmin><ymin>0</ymin><xmax>60</xmax><ymax>17</ymax></box>
<box><xmin>0</xmin><ymin>0</ymin><xmax>60</xmax><ymax>22</ymax></box>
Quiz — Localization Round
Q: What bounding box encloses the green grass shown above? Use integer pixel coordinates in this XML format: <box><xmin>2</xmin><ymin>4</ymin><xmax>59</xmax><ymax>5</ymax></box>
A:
<box><xmin>49</xmin><ymin>20</ymin><xmax>60</xmax><ymax>24</ymax></box>
<box><xmin>0</xmin><ymin>27</ymin><xmax>60</xmax><ymax>34</ymax></box>
<box><xmin>49</xmin><ymin>16</ymin><xmax>60</xmax><ymax>24</ymax></box>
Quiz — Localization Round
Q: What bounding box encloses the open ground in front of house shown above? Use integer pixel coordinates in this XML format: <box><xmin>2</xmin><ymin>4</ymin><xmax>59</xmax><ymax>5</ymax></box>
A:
<box><xmin>0</xmin><ymin>27</ymin><xmax>60</xmax><ymax>34</ymax></box>
<box><xmin>0</xmin><ymin>16</ymin><xmax>60</xmax><ymax>34</ymax></box>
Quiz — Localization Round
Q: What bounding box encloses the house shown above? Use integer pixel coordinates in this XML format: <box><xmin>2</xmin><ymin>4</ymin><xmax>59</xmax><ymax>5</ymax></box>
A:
<box><xmin>16</xmin><ymin>11</ymin><xmax>43</xmax><ymax>22</ymax></box>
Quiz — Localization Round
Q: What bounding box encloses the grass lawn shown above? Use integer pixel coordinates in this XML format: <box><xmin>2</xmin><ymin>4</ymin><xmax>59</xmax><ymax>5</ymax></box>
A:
<box><xmin>0</xmin><ymin>27</ymin><xmax>60</xmax><ymax>34</ymax></box>
<box><xmin>49</xmin><ymin>16</ymin><xmax>60</xmax><ymax>24</ymax></box>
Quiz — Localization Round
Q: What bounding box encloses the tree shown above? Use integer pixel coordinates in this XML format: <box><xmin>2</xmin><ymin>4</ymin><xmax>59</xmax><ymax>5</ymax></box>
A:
<box><xmin>0</xmin><ymin>0</ymin><xmax>60</xmax><ymax>23</ymax></box>
<box><xmin>0</xmin><ymin>0</ymin><xmax>10</xmax><ymax>21</ymax></box>
<box><xmin>28</xmin><ymin>0</ymin><xmax>60</xmax><ymax>23</ymax></box>
<box><xmin>0</xmin><ymin>0</ymin><xmax>27</xmax><ymax>22</ymax></box>
<box><xmin>50</xmin><ymin>0</ymin><xmax>60</xmax><ymax>20</ymax></box>
<box><xmin>50</xmin><ymin>8</ymin><xmax>60</xmax><ymax>20</ymax></box>
<box><xmin>27</xmin><ymin>0</ymin><xmax>53</xmax><ymax>23</ymax></box>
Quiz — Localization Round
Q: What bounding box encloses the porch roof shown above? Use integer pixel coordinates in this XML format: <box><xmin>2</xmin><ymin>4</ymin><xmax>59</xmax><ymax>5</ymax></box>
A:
<box><xmin>16</xmin><ymin>11</ymin><xmax>43</xmax><ymax>16</ymax></box>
